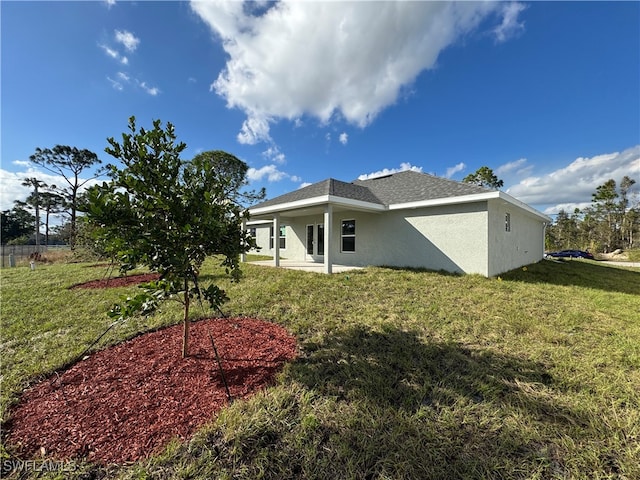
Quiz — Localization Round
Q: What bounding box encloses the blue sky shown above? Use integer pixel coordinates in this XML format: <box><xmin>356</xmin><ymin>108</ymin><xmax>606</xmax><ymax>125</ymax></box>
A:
<box><xmin>2</xmin><ymin>1</ymin><xmax>639</xmax><ymax>221</ymax></box>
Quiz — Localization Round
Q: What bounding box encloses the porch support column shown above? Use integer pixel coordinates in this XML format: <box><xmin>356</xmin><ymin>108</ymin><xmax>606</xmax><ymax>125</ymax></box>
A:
<box><xmin>240</xmin><ymin>218</ymin><xmax>247</xmax><ymax>263</ymax></box>
<box><xmin>273</xmin><ymin>214</ymin><xmax>280</xmax><ymax>267</ymax></box>
<box><xmin>324</xmin><ymin>204</ymin><xmax>333</xmax><ymax>274</ymax></box>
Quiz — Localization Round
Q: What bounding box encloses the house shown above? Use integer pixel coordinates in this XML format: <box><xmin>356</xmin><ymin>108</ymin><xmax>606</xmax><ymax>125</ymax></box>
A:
<box><xmin>245</xmin><ymin>170</ymin><xmax>550</xmax><ymax>276</ymax></box>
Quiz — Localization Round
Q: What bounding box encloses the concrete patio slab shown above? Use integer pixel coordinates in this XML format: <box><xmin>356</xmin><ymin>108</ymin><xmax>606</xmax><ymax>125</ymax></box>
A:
<box><xmin>248</xmin><ymin>260</ymin><xmax>364</xmax><ymax>274</ymax></box>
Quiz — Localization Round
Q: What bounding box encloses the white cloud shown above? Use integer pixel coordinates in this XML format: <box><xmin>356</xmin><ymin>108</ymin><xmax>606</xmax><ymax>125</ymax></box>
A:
<box><xmin>191</xmin><ymin>1</ymin><xmax>506</xmax><ymax>145</ymax></box>
<box><xmin>507</xmin><ymin>145</ymin><xmax>640</xmax><ymax>212</ymax></box>
<box><xmin>105</xmin><ymin>0</ymin><xmax>116</xmax><ymax>8</ymax></box>
<box><xmin>358</xmin><ymin>162</ymin><xmax>423</xmax><ymax>181</ymax></box>
<box><xmin>107</xmin><ymin>76</ymin><xmax>123</xmax><ymax>91</ymax></box>
<box><xmin>117</xmin><ymin>71</ymin><xmax>130</xmax><ymax>82</ymax></box>
<box><xmin>298</xmin><ymin>182</ymin><xmax>313</xmax><ymax>189</ymax></box>
<box><xmin>445</xmin><ymin>162</ymin><xmax>466</xmax><ymax>179</ymax></box>
<box><xmin>339</xmin><ymin>132</ymin><xmax>348</xmax><ymax>146</ymax></box>
<box><xmin>493</xmin><ymin>2</ymin><xmax>526</xmax><ymax>43</ymax></box>
<box><xmin>497</xmin><ymin>158</ymin><xmax>527</xmax><ymax>176</ymax></box>
<box><xmin>137</xmin><ymin>81</ymin><xmax>160</xmax><ymax>96</ymax></box>
<box><xmin>542</xmin><ymin>202</ymin><xmax>592</xmax><ymax>216</ymax></box>
<box><xmin>115</xmin><ymin>30</ymin><xmax>140</xmax><ymax>52</ymax></box>
<box><xmin>0</xmin><ymin>166</ymin><xmax>101</xmax><ymax>213</ymax></box>
<box><xmin>262</xmin><ymin>146</ymin><xmax>286</xmax><ymax>164</ymax></box>
<box><xmin>100</xmin><ymin>44</ymin><xmax>128</xmax><ymax>65</ymax></box>
<box><xmin>247</xmin><ymin>164</ymin><xmax>288</xmax><ymax>182</ymax></box>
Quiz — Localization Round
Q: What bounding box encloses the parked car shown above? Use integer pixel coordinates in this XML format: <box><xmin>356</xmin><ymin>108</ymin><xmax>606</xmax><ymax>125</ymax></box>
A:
<box><xmin>545</xmin><ymin>249</ymin><xmax>595</xmax><ymax>260</ymax></box>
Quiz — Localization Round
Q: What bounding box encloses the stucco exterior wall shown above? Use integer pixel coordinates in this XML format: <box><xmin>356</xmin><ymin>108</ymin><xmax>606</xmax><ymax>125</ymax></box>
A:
<box><xmin>249</xmin><ymin>199</ymin><xmax>545</xmax><ymax>277</ymax></box>
<box><xmin>486</xmin><ymin>199</ymin><xmax>545</xmax><ymax>276</ymax></box>
<box><xmin>329</xmin><ymin>203</ymin><xmax>489</xmax><ymax>275</ymax></box>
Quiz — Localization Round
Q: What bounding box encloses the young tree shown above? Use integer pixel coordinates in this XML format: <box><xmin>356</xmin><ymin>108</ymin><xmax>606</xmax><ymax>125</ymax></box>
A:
<box><xmin>29</xmin><ymin>145</ymin><xmax>103</xmax><ymax>249</ymax></box>
<box><xmin>462</xmin><ymin>166</ymin><xmax>504</xmax><ymax>190</ymax></box>
<box><xmin>82</xmin><ymin>117</ymin><xmax>262</xmax><ymax>357</ymax></box>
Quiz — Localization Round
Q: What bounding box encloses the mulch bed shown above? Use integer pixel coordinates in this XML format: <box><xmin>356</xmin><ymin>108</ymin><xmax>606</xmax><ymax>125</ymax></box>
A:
<box><xmin>70</xmin><ymin>273</ymin><xmax>161</xmax><ymax>289</ymax></box>
<box><xmin>6</xmin><ymin>317</ymin><xmax>298</xmax><ymax>465</ymax></box>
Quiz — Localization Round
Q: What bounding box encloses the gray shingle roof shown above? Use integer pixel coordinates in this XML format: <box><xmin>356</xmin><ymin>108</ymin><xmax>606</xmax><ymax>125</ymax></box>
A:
<box><xmin>250</xmin><ymin>171</ymin><xmax>491</xmax><ymax>210</ymax></box>
<box><xmin>252</xmin><ymin>178</ymin><xmax>383</xmax><ymax>209</ymax></box>
<box><xmin>353</xmin><ymin>170</ymin><xmax>490</xmax><ymax>204</ymax></box>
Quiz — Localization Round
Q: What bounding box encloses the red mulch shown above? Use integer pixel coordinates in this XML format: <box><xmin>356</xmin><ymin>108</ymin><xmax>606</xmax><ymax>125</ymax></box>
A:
<box><xmin>70</xmin><ymin>273</ymin><xmax>161</xmax><ymax>289</ymax></box>
<box><xmin>6</xmin><ymin>317</ymin><xmax>298</xmax><ymax>465</ymax></box>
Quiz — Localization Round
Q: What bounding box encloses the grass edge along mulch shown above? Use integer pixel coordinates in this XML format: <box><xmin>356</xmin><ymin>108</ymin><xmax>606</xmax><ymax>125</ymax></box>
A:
<box><xmin>5</xmin><ymin>317</ymin><xmax>297</xmax><ymax>465</ymax></box>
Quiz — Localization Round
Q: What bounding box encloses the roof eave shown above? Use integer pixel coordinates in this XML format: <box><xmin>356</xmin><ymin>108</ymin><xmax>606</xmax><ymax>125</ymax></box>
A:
<box><xmin>248</xmin><ymin>195</ymin><xmax>385</xmax><ymax>216</ymax></box>
<box><xmin>388</xmin><ymin>191</ymin><xmax>550</xmax><ymax>222</ymax></box>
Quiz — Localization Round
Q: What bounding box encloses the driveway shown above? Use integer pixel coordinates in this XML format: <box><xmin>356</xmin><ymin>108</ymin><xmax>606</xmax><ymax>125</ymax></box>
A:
<box><xmin>599</xmin><ymin>261</ymin><xmax>640</xmax><ymax>268</ymax></box>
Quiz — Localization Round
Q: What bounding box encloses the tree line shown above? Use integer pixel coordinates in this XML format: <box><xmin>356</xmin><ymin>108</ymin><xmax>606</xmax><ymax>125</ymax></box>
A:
<box><xmin>460</xmin><ymin>167</ymin><xmax>639</xmax><ymax>254</ymax></box>
<box><xmin>545</xmin><ymin>176</ymin><xmax>638</xmax><ymax>253</ymax></box>
<box><xmin>1</xmin><ymin>146</ymin><xmax>104</xmax><ymax>247</ymax></box>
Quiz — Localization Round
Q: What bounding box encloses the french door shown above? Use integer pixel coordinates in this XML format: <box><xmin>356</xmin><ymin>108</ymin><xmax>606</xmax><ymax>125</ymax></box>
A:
<box><xmin>306</xmin><ymin>224</ymin><xmax>324</xmax><ymax>257</ymax></box>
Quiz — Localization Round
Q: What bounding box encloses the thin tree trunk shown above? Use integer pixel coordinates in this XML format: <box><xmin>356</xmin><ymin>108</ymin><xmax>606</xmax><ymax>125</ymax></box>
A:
<box><xmin>182</xmin><ymin>277</ymin><xmax>190</xmax><ymax>358</ymax></box>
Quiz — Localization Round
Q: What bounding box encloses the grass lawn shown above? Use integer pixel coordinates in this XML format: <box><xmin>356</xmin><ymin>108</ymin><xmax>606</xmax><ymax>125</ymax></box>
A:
<box><xmin>1</xmin><ymin>257</ymin><xmax>639</xmax><ymax>479</ymax></box>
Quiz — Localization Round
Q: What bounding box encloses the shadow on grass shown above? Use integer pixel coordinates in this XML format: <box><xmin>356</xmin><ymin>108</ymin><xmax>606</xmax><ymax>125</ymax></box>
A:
<box><xmin>292</xmin><ymin>325</ymin><xmax>562</xmax><ymax>413</ymax></box>
<box><xmin>501</xmin><ymin>259</ymin><xmax>640</xmax><ymax>295</ymax></box>
<box><xmin>287</xmin><ymin>325</ymin><xmax>605</xmax><ymax>477</ymax></box>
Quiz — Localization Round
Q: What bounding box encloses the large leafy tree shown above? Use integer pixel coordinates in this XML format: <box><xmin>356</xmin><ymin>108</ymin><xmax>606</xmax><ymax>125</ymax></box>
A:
<box><xmin>29</xmin><ymin>145</ymin><xmax>103</xmax><ymax>249</ymax></box>
<box><xmin>82</xmin><ymin>117</ymin><xmax>262</xmax><ymax>357</ymax></box>
<box><xmin>1</xmin><ymin>205</ymin><xmax>35</xmax><ymax>244</ymax></box>
<box><xmin>462</xmin><ymin>166</ymin><xmax>504</xmax><ymax>190</ymax></box>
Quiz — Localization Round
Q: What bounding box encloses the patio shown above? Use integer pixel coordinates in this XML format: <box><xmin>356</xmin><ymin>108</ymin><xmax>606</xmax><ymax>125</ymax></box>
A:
<box><xmin>248</xmin><ymin>259</ymin><xmax>364</xmax><ymax>274</ymax></box>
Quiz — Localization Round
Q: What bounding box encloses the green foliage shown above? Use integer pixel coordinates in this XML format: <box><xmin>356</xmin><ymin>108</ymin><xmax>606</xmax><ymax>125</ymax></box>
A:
<box><xmin>546</xmin><ymin>176</ymin><xmax>639</xmax><ymax>252</ymax></box>
<box><xmin>29</xmin><ymin>144</ymin><xmax>103</xmax><ymax>249</ymax></box>
<box><xmin>462</xmin><ymin>166</ymin><xmax>504</xmax><ymax>189</ymax></box>
<box><xmin>3</xmin><ymin>259</ymin><xmax>639</xmax><ymax>478</ymax></box>
<box><xmin>82</xmin><ymin>117</ymin><xmax>262</xmax><ymax>355</ymax></box>
<box><xmin>1</xmin><ymin>206</ymin><xmax>35</xmax><ymax>244</ymax></box>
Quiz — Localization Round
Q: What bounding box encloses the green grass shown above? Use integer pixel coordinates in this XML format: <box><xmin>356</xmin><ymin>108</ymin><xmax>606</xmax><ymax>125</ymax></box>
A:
<box><xmin>1</xmin><ymin>257</ymin><xmax>639</xmax><ymax>479</ymax></box>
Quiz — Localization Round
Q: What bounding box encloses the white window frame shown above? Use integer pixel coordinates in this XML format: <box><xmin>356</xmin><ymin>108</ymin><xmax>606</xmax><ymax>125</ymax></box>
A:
<box><xmin>270</xmin><ymin>225</ymin><xmax>287</xmax><ymax>250</ymax></box>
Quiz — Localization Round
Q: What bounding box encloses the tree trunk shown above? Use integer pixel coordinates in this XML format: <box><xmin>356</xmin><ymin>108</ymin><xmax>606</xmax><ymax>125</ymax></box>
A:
<box><xmin>182</xmin><ymin>278</ymin><xmax>190</xmax><ymax>358</ymax></box>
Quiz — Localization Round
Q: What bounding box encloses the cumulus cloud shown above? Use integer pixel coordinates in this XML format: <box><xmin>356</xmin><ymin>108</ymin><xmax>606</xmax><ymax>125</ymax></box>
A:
<box><xmin>191</xmin><ymin>0</ymin><xmax>508</xmax><ymax>145</ymax></box>
<box><xmin>115</xmin><ymin>30</ymin><xmax>140</xmax><ymax>52</ymax></box>
<box><xmin>496</xmin><ymin>157</ymin><xmax>529</xmax><ymax>176</ymax></box>
<box><xmin>263</xmin><ymin>146</ymin><xmax>286</xmax><ymax>164</ymax></box>
<box><xmin>298</xmin><ymin>182</ymin><xmax>313</xmax><ymax>189</ymax></box>
<box><xmin>247</xmin><ymin>164</ymin><xmax>288</xmax><ymax>182</ymax></box>
<box><xmin>104</xmin><ymin>0</ymin><xmax>116</xmax><ymax>8</ymax></box>
<box><xmin>445</xmin><ymin>162</ymin><xmax>466</xmax><ymax>179</ymax></box>
<box><xmin>0</xmin><ymin>166</ymin><xmax>100</xmax><ymax>212</ymax></box>
<box><xmin>358</xmin><ymin>162</ymin><xmax>423</xmax><ymax>181</ymax></box>
<box><xmin>339</xmin><ymin>133</ymin><xmax>348</xmax><ymax>146</ymax></box>
<box><xmin>507</xmin><ymin>145</ymin><xmax>640</xmax><ymax>212</ymax></box>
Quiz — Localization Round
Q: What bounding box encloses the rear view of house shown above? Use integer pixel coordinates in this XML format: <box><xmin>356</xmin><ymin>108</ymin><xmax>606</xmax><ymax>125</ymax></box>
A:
<box><xmin>247</xmin><ymin>171</ymin><xmax>550</xmax><ymax>277</ymax></box>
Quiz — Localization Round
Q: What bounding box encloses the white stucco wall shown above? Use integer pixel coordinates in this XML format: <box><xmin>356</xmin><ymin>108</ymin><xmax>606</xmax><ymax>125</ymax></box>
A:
<box><xmin>486</xmin><ymin>199</ymin><xmax>546</xmax><ymax>276</ymax></box>
<box><xmin>249</xmin><ymin>199</ymin><xmax>545</xmax><ymax>276</ymax></box>
<box><xmin>333</xmin><ymin>203</ymin><xmax>490</xmax><ymax>275</ymax></box>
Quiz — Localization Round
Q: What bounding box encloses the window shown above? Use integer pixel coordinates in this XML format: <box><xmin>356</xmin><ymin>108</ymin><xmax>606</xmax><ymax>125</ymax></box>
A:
<box><xmin>341</xmin><ymin>219</ymin><xmax>355</xmax><ymax>252</ymax></box>
<box><xmin>279</xmin><ymin>226</ymin><xmax>286</xmax><ymax>249</ymax></box>
<box><xmin>249</xmin><ymin>227</ymin><xmax>256</xmax><ymax>238</ymax></box>
<box><xmin>270</xmin><ymin>225</ymin><xmax>286</xmax><ymax>249</ymax></box>
<box><xmin>505</xmin><ymin>213</ymin><xmax>511</xmax><ymax>232</ymax></box>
